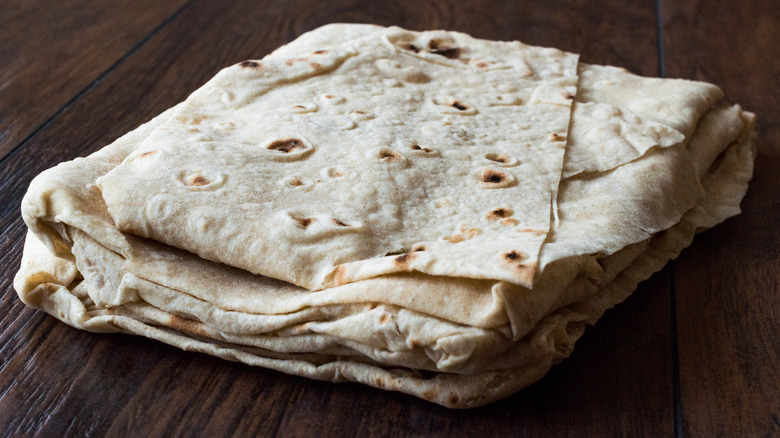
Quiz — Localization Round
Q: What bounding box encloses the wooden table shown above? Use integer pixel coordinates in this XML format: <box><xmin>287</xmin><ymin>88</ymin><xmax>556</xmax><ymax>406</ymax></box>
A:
<box><xmin>1</xmin><ymin>1</ymin><xmax>777</xmax><ymax>436</ymax></box>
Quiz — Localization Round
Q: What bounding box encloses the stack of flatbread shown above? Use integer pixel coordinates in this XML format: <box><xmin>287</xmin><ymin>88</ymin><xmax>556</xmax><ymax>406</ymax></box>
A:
<box><xmin>14</xmin><ymin>24</ymin><xmax>756</xmax><ymax>408</ymax></box>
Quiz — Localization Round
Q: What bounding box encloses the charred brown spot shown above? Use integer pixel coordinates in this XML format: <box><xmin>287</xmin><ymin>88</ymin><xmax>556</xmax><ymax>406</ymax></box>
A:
<box><xmin>476</xmin><ymin>61</ymin><xmax>489</xmax><ymax>68</ymax></box>
<box><xmin>481</xmin><ymin>169</ymin><xmax>507</xmax><ymax>184</ymax></box>
<box><xmin>550</xmin><ymin>133</ymin><xmax>566</xmax><ymax>142</ymax></box>
<box><xmin>426</xmin><ymin>39</ymin><xmax>461</xmax><ymax>59</ymax></box>
<box><xmin>505</xmin><ymin>250</ymin><xmax>526</xmax><ymax>261</ymax></box>
<box><xmin>139</xmin><ymin>150</ymin><xmax>158</xmax><ymax>158</ymax></box>
<box><xmin>331</xmin><ymin>265</ymin><xmax>347</xmax><ymax>286</ymax></box>
<box><xmin>379</xmin><ymin>314</ymin><xmax>390</xmax><ymax>324</ymax></box>
<box><xmin>487</xmin><ymin>208</ymin><xmax>514</xmax><ymax>220</ymax></box>
<box><xmin>410</xmin><ymin>143</ymin><xmax>434</xmax><ymax>153</ymax></box>
<box><xmin>312</xmin><ymin>49</ymin><xmax>328</xmax><ymax>54</ymax></box>
<box><xmin>240</xmin><ymin>60</ymin><xmax>260</xmax><ymax>68</ymax></box>
<box><xmin>292</xmin><ymin>104</ymin><xmax>305</xmax><ymax>109</ymax></box>
<box><xmin>518</xmin><ymin>228</ymin><xmax>547</xmax><ymax>236</ymax></box>
<box><xmin>324</xmin><ymin>94</ymin><xmax>335</xmax><ymax>99</ymax></box>
<box><xmin>563</xmin><ymin>92</ymin><xmax>574</xmax><ymax>100</ymax></box>
<box><xmin>446</xmin><ymin>227</ymin><xmax>481</xmax><ymax>243</ymax></box>
<box><xmin>413</xmin><ymin>246</ymin><xmax>426</xmax><ymax>252</ymax></box>
<box><xmin>378</xmin><ymin>149</ymin><xmax>403</xmax><ymax>161</ymax></box>
<box><xmin>422</xmin><ymin>390</ymin><xmax>437</xmax><ymax>400</ymax></box>
<box><xmin>292</xmin><ymin>216</ymin><xmax>313</xmax><ymax>228</ymax></box>
<box><xmin>492</xmin><ymin>208</ymin><xmax>509</xmax><ymax>218</ymax></box>
<box><xmin>451</xmin><ymin>101</ymin><xmax>468</xmax><ymax>111</ymax></box>
<box><xmin>514</xmin><ymin>262</ymin><xmax>538</xmax><ymax>280</ymax></box>
<box><xmin>268</xmin><ymin>138</ymin><xmax>304</xmax><ymax>153</ymax></box>
<box><xmin>435</xmin><ymin>98</ymin><xmax>474</xmax><ymax>113</ymax></box>
<box><xmin>354</xmin><ymin>110</ymin><xmax>366</xmax><ymax>114</ymax></box>
<box><xmin>430</xmin><ymin>47</ymin><xmax>461</xmax><ymax>59</ymax></box>
<box><xmin>449</xmin><ymin>393</ymin><xmax>460</xmax><ymax>405</ymax></box>
<box><xmin>447</xmin><ymin>235</ymin><xmax>464</xmax><ymax>244</ymax></box>
<box><xmin>394</xmin><ymin>253</ymin><xmax>416</xmax><ymax>264</ymax></box>
<box><xmin>485</xmin><ymin>153</ymin><xmax>511</xmax><ymax>164</ymax></box>
<box><xmin>188</xmin><ymin>174</ymin><xmax>209</xmax><ymax>186</ymax></box>
<box><xmin>288</xmin><ymin>178</ymin><xmax>304</xmax><ymax>187</ymax></box>
<box><xmin>332</xmin><ymin>218</ymin><xmax>348</xmax><ymax>227</ymax></box>
<box><xmin>501</xmin><ymin>218</ymin><xmax>519</xmax><ymax>226</ymax></box>
<box><xmin>400</xmin><ymin>42</ymin><xmax>420</xmax><ymax>53</ymax></box>
<box><xmin>308</xmin><ymin>62</ymin><xmax>322</xmax><ymax>70</ymax></box>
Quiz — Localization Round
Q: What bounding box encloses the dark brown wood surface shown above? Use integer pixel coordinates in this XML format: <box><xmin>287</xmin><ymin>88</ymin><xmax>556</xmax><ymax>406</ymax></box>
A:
<box><xmin>0</xmin><ymin>0</ymin><xmax>188</xmax><ymax>161</ymax></box>
<box><xmin>0</xmin><ymin>1</ymin><xmax>776</xmax><ymax>436</ymax></box>
<box><xmin>662</xmin><ymin>1</ymin><xmax>780</xmax><ymax>436</ymax></box>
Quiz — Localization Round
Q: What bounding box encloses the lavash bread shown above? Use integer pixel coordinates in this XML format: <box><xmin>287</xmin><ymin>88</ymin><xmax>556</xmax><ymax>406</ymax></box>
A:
<box><xmin>14</xmin><ymin>24</ymin><xmax>756</xmax><ymax>408</ymax></box>
<box><xmin>95</xmin><ymin>27</ymin><xmax>580</xmax><ymax>290</ymax></box>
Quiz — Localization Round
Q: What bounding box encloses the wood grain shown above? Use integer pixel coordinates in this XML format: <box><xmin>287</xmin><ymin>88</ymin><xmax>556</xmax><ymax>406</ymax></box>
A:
<box><xmin>662</xmin><ymin>0</ymin><xmax>780</xmax><ymax>436</ymax></box>
<box><xmin>0</xmin><ymin>0</ymin><xmax>189</xmax><ymax>160</ymax></box>
<box><xmin>0</xmin><ymin>0</ymin><xmax>774</xmax><ymax>435</ymax></box>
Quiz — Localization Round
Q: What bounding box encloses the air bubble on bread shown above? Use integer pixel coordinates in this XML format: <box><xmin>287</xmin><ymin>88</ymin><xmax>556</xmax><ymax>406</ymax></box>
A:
<box><xmin>478</xmin><ymin>168</ymin><xmax>516</xmax><ymax>189</ymax></box>
<box><xmin>409</xmin><ymin>143</ymin><xmax>440</xmax><ymax>156</ymax></box>
<box><xmin>433</xmin><ymin>98</ymin><xmax>477</xmax><ymax>115</ymax></box>
<box><xmin>175</xmin><ymin>170</ymin><xmax>226</xmax><ymax>191</ymax></box>
<box><xmin>321</xmin><ymin>166</ymin><xmax>346</xmax><ymax>179</ymax></box>
<box><xmin>368</xmin><ymin>147</ymin><xmax>407</xmax><ymax>164</ymax></box>
<box><xmin>319</xmin><ymin>94</ymin><xmax>346</xmax><ymax>105</ymax></box>
<box><xmin>262</xmin><ymin>137</ymin><xmax>314</xmax><ymax>161</ymax></box>
<box><xmin>290</xmin><ymin>103</ymin><xmax>318</xmax><ymax>114</ymax></box>
<box><xmin>483</xmin><ymin>153</ymin><xmax>518</xmax><ymax>166</ymax></box>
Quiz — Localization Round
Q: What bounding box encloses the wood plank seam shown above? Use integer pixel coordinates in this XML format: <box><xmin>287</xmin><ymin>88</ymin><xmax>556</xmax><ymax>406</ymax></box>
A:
<box><xmin>655</xmin><ymin>0</ymin><xmax>666</xmax><ymax>78</ymax></box>
<box><xmin>669</xmin><ymin>265</ymin><xmax>684</xmax><ymax>438</ymax></box>
<box><xmin>656</xmin><ymin>2</ymin><xmax>682</xmax><ymax>437</ymax></box>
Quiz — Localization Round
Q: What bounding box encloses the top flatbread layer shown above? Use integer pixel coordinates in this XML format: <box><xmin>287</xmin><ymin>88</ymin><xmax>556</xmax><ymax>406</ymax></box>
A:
<box><xmin>270</xmin><ymin>24</ymin><xmax>723</xmax><ymax>179</ymax></box>
<box><xmin>263</xmin><ymin>23</ymin><xmax>725</xmax><ymax>265</ymax></box>
<box><xmin>97</xmin><ymin>27</ymin><xmax>579</xmax><ymax>290</ymax></box>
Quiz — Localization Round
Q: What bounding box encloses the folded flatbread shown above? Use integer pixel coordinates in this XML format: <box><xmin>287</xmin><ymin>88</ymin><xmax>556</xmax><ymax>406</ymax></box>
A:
<box><xmin>14</xmin><ymin>24</ymin><xmax>756</xmax><ymax>408</ymax></box>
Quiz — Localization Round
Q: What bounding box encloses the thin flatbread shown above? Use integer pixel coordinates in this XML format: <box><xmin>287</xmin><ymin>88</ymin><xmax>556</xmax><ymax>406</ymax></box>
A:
<box><xmin>14</xmin><ymin>113</ymin><xmax>756</xmax><ymax>407</ymax></box>
<box><xmin>96</xmin><ymin>27</ymin><xmax>580</xmax><ymax>290</ymax></box>
<box><xmin>14</xmin><ymin>24</ymin><xmax>757</xmax><ymax>408</ymax></box>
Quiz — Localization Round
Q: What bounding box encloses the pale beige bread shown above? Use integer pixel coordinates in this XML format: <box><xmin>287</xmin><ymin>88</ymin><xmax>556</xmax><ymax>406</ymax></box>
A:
<box><xmin>96</xmin><ymin>27</ymin><xmax>580</xmax><ymax>290</ymax></box>
<box><xmin>14</xmin><ymin>116</ymin><xmax>756</xmax><ymax>407</ymax></box>
<box><xmin>19</xmin><ymin>71</ymin><xmax>744</xmax><ymax>353</ymax></box>
<box><xmin>15</xmin><ymin>103</ymin><xmax>754</xmax><ymax>405</ymax></box>
<box><xmin>268</xmin><ymin>24</ymin><xmax>723</xmax><ymax>179</ymax></box>
<box><xmin>14</xmin><ymin>24</ymin><xmax>757</xmax><ymax>408</ymax></box>
<box><xmin>263</xmin><ymin>24</ymin><xmax>728</xmax><ymax>271</ymax></box>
